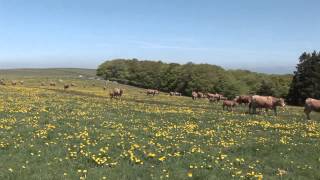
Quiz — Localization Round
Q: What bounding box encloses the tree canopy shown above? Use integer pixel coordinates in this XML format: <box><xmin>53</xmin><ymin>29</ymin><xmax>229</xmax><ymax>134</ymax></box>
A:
<box><xmin>287</xmin><ymin>51</ymin><xmax>320</xmax><ymax>105</ymax></box>
<box><xmin>97</xmin><ymin>59</ymin><xmax>291</xmax><ymax>99</ymax></box>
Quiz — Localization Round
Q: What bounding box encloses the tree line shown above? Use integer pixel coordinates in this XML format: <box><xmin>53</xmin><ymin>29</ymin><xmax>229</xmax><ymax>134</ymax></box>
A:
<box><xmin>97</xmin><ymin>59</ymin><xmax>291</xmax><ymax>99</ymax></box>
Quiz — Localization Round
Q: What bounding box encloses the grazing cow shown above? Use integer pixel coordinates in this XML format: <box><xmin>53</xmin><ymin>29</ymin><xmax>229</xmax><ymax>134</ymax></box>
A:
<box><xmin>304</xmin><ymin>98</ymin><xmax>320</xmax><ymax>120</ymax></box>
<box><xmin>110</xmin><ymin>88</ymin><xmax>123</xmax><ymax>99</ymax></box>
<box><xmin>146</xmin><ymin>89</ymin><xmax>159</xmax><ymax>96</ymax></box>
<box><xmin>222</xmin><ymin>100</ymin><xmax>238</xmax><ymax>111</ymax></box>
<box><xmin>249</xmin><ymin>95</ymin><xmax>285</xmax><ymax>115</ymax></box>
<box><xmin>192</xmin><ymin>91</ymin><xmax>198</xmax><ymax>100</ymax></box>
<box><xmin>235</xmin><ymin>95</ymin><xmax>251</xmax><ymax>106</ymax></box>
<box><xmin>11</xmin><ymin>81</ymin><xmax>17</xmax><ymax>86</ymax></box>
<box><xmin>50</xmin><ymin>82</ymin><xmax>56</xmax><ymax>86</ymax></box>
<box><xmin>64</xmin><ymin>84</ymin><xmax>70</xmax><ymax>90</ymax></box>
<box><xmin>20</xmin><ymin>81</ymin><xmax>24</xmax><ymax>85</ymax></box>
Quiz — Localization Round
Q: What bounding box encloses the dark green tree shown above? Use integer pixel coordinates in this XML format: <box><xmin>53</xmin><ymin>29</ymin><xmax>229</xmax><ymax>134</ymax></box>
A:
<box><xmin>287</xmin><ymin>51</ymin><xmax>320</xmax><ymax>105</ymax></box>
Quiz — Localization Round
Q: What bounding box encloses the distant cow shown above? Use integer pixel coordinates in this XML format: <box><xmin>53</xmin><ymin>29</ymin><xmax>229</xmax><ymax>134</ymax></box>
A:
<box><xmin>249</xmin><ymin>95</ymin><xmax>285</xmax><ymax>115</ymax></box>
<box><xmin>208</xmin><ymin>93</ymin><xmax>224</xmax><ymax>102</ymax></box>
<box><xmin>222</xmin><ymin>100</ymin><xmax>238</xmax><ymax>111</ymax></box>
<box><xmin>235</xmin><ymin>95</ymin><xmax>251</xmax><ymax>106</ymax></box>
<box><xmin>170</xmin><ymin>92</ymin><xmax>182</xmax><ymax>96</ymax></box>
<box><xmin>192</xmin><ymin>91</ymin><xmax>198</xmax><ymax>100</ymax></box>
<box><xmin>50</xmin><ymin>82</ymin><xmax>56</xmax><ymax>86</ymax></box>
<box><xmin>197</xmin><ymin>92</ymin><xmax>205</xmax><ymax>98</ymax></box>
<box><xmin>11</xmin><ymin>81</ymin><xmax>17</xmax><ymax>86</ymax></box>
<box><xmin>20</xmin><ymin>81</ymin><xmax>24</xmax><ymax>85</ymax></box>
<box><xmin>304</xmin><ymin>98</ymin><xmax>320</xmax><ymax>120</ymax></box>
<box><xmin>146</xmin><ymin>89</ymin><xmax>159</xmax><ymax>96</ymax></box>
<box><xmin>70</xmin><ymin>83</ymin><xmax>76</xmax><ymax>87</ymax></box>
<box><xmin>64</xmin><ymin>84</ymin><xmax>70</xmax><ymax>90</ymax></box>
<box><xmin>0</xmin><ymin>79</ymin><xmax>6</xmax><ymax>86</ymax></box>
<box><xmin>110</xmin><ymin>88</ymin><xmax>124</xmax><ymax>99</ymax></box>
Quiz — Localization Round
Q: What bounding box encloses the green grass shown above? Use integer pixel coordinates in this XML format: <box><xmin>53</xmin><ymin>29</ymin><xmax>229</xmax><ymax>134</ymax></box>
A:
<box><xmin>0</xmin><ymin>69</ymin><xmax>319</xmax><ymax>180</ymax></box>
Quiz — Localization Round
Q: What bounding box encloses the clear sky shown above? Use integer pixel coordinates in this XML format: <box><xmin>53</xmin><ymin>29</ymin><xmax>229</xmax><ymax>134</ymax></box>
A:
<box><xmin>0</xmin><ymin>0</ymin><xmax>319</xmax><ymax>73</ymax></box>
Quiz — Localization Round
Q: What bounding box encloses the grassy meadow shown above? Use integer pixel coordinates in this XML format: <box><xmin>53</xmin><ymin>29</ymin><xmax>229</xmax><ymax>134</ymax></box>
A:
<box><xmin>0</xmin><ymin>69</ymin><xmax>319</xmax><ymax>180</ymax></box>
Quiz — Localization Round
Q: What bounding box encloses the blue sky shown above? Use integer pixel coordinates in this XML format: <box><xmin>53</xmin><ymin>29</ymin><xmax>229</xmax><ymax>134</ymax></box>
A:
<box><xmin>0</xmin><ymin>0</ymin><xmax>319</xmax><ymax>73</ymax></box>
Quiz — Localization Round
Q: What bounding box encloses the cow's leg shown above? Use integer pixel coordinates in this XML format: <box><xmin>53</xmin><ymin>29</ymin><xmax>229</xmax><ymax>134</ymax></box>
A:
<box><xmin>273</xmin><ymin>107</ymin><xmax>277</xmax><ymax>116</ymax></box>
<box><xmin>304</xmin><ymin>107</ymin><xmax>311</xmax><ymax>120</ymax></box>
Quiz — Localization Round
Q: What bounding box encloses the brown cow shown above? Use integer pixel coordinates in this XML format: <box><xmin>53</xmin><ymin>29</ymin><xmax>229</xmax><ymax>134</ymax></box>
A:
<box><xmin>50</xmin><ymin>82</ymin><xmax>56</xmax><ymax>86</ymax></box>
<box><xmin>222</xmin><ymin>100</ymin><xmax>238</xmax><ymax>111</ymax></box>
<box><xmin>110</xmin><ymin>88</ymin><xmax>124</xmax><ymax>99</ymax></box>
<box><xmin>192</xmin><ymin>91</ymin><xmax>198</xmax><ymax>100</ymax></box>
<box><xmin>235</xmin><ymin>95</ymin><xmax>251</xmax><ymax>106</ymax></box>
<box><xmin>64</xmin><ymin>84</ymin><xmax>70</xmax><ymax>90</ymax></box>
<box><xmin>249</xmin><ymin>95</ymin><xmax>285</xmax><ymax>115</ymax></box>
<box><xmin>304</xmin><ymin>98</ymin><xmax>320</xmax><ymax>120</ymax></box>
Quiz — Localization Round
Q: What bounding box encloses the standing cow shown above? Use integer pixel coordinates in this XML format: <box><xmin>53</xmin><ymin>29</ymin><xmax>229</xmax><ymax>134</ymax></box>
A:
<box><xmin>64</xmin><ymin>84</ymin><xmax>70</xmax><ymax>90</ymax></box>
<box><xmin>146</xmin><ymin>89</ymin><xmax>159</xmax><ymax>96</ymax></box>
<box><xmin>192</xmin><ymin>91</ymin><xmax>198</xmax><ymax>100</ymax></box>
<box><xmin>110</xmin><ymin>88</ymin><xmax>124</xmax><ymax>99</ymax></box>
<box><xmin>304</xmin><ymin>98</ymin><xmax>320</xmax><ymax>120</ymax></box>
<box><xmin>249</xmin><ymin>95</ymin><xmax>285</xmax><ymax>115</ymax></box>
<box><xmin>222</xmin><ymin>100</ymin><xmax>238</xmax><ymax>111</ymax></box>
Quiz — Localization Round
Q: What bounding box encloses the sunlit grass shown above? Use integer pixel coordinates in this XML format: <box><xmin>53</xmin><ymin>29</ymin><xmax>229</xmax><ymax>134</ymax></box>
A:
<box><xmin>0</xmin><ymin>77</ymin><xmax>319</xmax><ymax>180</ymax></box>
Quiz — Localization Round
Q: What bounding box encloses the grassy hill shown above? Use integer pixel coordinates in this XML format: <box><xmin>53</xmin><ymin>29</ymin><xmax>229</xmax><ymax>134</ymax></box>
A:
<box><xmin>0</xmin><ymin>69</ymin><xmax>319</xmax><ymax>179</ymax></box>
<box><xmin>0</xmin><ymin>68</ymin><xmax>96</xmax><ymax>79</ymax></box>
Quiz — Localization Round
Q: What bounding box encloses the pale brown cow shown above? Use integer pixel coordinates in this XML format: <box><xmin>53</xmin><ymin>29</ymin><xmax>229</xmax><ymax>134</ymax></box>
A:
<box><xmin>304</xmin><ymin>98</ymin><xmax>320</xmax><ymax>120</ymax></box>
<box><xmin>192</xmin><ymin>91</ymin><xmax>198</xmax><ymax>100</ymax></box>
<box><xmin>0</xmin><ymin>79</ymin><xmax>6</xmax><ymax>86</ymax></box>
<box><xmin>11</xmin><ymin>81</ymin><xmax>17</xmax><ymax>86</ymax></box>
<box><xmin>110</xmin><ymin>88</ymin><xmax>124</xmax><ymax>99</ymax></box>
<box><xmin>146</xmin><ymin>89</ymin><xmax>159</xmax><ymax>96</ymax></box>
<box><xmin>249</xmin><ymin>95</ymin><xmax>285</xmax><ymax>115</ymax></box>
<box><xmin>222</xmin><ymin>100</ymin><xmax>238</xmax><ymax>111</ymax></box>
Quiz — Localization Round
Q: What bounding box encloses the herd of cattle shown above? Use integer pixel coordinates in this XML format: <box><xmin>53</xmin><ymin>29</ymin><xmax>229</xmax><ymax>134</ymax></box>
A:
<box><xmin>0</xmin><ymin>79</ymin><xmax>319</xmax><ymax>119</ymax></box>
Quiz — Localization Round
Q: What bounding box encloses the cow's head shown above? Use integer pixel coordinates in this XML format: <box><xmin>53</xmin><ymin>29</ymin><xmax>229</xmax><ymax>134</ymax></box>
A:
<box><xmin>277</xmin><ymin>98</ymin><xmax>286</xmax><ymax>107</ymax></box>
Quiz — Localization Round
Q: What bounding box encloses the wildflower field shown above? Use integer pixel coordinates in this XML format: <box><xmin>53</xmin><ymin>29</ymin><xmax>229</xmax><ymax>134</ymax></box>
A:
<box><xmin>0</xmin><ymin>69</ymin><xmax>319</xmax><ymax>180</ymax></box>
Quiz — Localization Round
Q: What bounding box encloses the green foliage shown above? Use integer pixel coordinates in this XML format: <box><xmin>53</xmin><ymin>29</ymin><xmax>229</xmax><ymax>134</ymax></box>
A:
<box><xmin>287</xmin><ymin>51</ymin><xmax>320</xmax><ymax>105</ymax></box>
<box><xmin>97</xmin><ymin>59</ymin><xmax>291</xmax><ymax>98</ymax></box>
